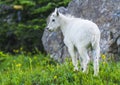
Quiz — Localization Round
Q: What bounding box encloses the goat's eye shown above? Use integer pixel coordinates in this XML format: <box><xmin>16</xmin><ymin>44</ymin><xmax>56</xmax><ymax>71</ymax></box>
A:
<box><xmin>52</xmin><ymin>19</ymin><xmax>55</xmax><ymax>22</ymax></box>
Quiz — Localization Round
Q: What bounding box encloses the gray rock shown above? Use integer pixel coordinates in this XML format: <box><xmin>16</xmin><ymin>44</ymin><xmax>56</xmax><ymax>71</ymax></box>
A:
<box><xmin>42</xmin><ymin>0</ymin><xmax>120</xmax><ymax>62</ymax></box>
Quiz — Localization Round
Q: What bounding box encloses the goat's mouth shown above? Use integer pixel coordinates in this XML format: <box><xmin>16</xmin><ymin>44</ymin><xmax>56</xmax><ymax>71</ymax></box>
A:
<box><xmin>46</xmin><ymin>28</ymin><xmax>53</xmax><ymax>32</ymax></box>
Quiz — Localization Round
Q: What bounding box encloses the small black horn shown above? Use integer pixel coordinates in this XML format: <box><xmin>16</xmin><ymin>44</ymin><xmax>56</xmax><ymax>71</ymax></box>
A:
<box><xmin>56</xmin><ymin>9</ymin><xmax>59</xmax><ymax>16</ymax></box>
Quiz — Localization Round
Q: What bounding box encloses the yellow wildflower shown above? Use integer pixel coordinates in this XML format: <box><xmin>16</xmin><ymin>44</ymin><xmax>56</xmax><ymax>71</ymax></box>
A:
<box><xmin>101</xmin><ymin>54</ymin><xmax>106</xmax><ymax>59</ymax></box>
<box><xmin>13</xmin><ymin>49</ymin><xmax>19</xmax><ymax>53</ymax></box>
<box><xmin>13</xmin><ymin>5</ymin><xmax>23</xmax><ymax>10</ymax></box>
<box><xmin>54</xmin><ymin>75</ymin><xmax>57</xmax><ymax>79</ymax></box>
<box><xmin>20</xmin><ymin>47</ymin><xmax>23</xmax><ymax>51</ymax></box>
<box><xmin>16</xmin><ymin>63</ymin><xmax>22</xmax><ymax>67</ymax></box>
<box><xmin>102</xmin><ymin>61</ymin><xmax>106</xmax><ymax>65</ymax></box>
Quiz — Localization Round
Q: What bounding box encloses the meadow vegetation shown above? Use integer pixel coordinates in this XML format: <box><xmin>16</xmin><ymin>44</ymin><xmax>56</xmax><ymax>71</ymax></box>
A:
<box><xmin>0</xmin><ymin>52</ymin><xmax>120</xmax><ymax>85</ymax></box>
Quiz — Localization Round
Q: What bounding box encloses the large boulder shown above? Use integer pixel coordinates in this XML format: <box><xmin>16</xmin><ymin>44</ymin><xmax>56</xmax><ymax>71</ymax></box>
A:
<box><xmin>42</xmin><ymin>0</ymin><xmax>120</xmax><ymax>62</ymax></box>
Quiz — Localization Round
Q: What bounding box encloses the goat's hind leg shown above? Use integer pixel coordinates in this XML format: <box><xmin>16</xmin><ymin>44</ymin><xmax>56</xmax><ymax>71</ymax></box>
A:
<box><xmin>79</xmin><ymin>48</ymin><xmax>90</xmax><ymax>73</ymax></box>
<box><xmin>92</xmin><ymin>46</ymin><xmax>100</xmax><ymax>76</ymax></box>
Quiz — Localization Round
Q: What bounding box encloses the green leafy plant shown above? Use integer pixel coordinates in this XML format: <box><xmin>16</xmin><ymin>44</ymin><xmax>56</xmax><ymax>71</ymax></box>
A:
<box><xmin>0</xmin><ymin>53</ymin><xmax>120</xmax><ymax>85</ymax></box>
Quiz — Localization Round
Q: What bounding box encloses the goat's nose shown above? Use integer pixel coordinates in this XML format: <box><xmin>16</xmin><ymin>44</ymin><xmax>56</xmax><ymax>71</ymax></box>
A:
<box><xmin>46</xmin><ymin>27</ymin><xmax>49</xmax><ymax>30</ymax></box>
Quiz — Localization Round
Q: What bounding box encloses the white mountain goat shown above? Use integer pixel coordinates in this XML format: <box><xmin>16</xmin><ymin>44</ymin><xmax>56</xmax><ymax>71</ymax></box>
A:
<box><xmin>46</xmin><ymin>8</ymin><xmax>101</xmax><ymax>76</ymax></box>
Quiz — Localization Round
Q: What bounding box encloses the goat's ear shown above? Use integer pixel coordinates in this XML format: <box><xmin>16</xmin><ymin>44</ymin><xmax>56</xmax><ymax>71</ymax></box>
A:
<box><xmin>55</xmin><ymin>8</ymin><xmax>59</xmax><ymax>16</ymax></box>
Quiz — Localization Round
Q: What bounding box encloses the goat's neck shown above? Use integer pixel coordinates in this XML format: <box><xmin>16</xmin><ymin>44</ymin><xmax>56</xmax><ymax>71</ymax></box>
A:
<box><xmin>59</xmin><ymin>14</ymin><xmax>70</xmax><ymax>37</ymax></box>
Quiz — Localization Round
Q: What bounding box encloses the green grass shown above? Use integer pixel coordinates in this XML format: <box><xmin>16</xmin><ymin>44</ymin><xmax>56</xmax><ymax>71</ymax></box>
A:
<box><xmin>0</xmin><ymin>52</ymin><xmax>120</xmax><ymax>85</ymax></box>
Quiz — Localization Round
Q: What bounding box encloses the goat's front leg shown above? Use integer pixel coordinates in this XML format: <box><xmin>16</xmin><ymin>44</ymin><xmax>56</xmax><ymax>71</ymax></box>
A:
<box><xmin>64</xmin><ymin>39</ymin><xmax>78</xmax><ymax>71</ymax></box>
<box><xmin>68</xmin><ymin>45</ymin><xmax>78</xmax><ymax>71</ymax></box>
